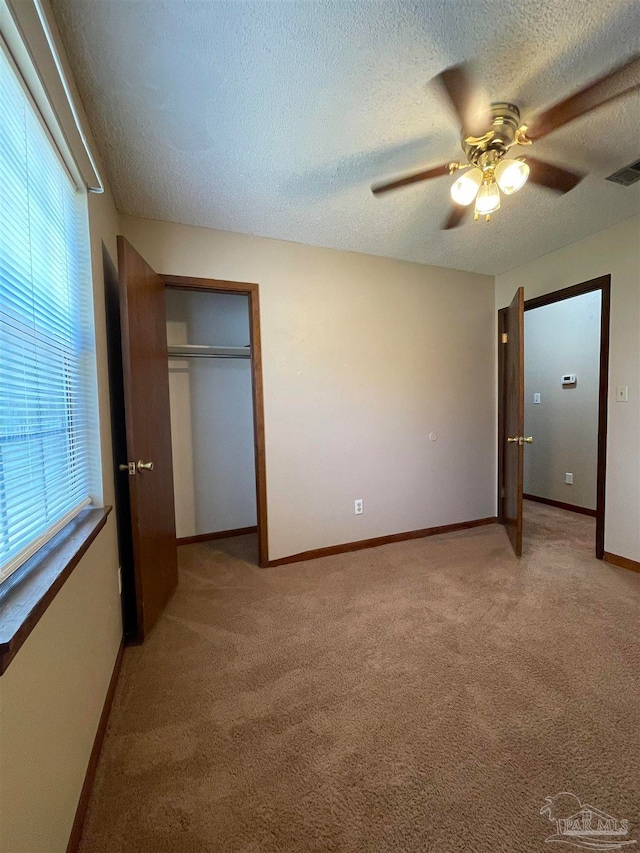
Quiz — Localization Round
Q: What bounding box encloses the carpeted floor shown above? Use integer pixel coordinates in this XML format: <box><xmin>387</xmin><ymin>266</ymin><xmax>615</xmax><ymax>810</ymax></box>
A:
<box><xmin>79</xmin><ymin>504</ymin><xmax>640</xmax><ymax>852</ymax></box>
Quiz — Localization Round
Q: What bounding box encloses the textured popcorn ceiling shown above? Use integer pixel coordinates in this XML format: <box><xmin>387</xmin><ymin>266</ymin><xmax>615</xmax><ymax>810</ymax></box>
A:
<box><xmin>52</xmin><ymin>0</ymin><xmax>640</xmax><ymax>275</ymax></box>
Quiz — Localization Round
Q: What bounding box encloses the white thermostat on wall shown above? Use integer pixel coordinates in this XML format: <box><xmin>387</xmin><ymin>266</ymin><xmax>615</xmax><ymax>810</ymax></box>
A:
<box><xmin>561</xmin><ymin>374</ymin><xmax>577</xmax><ymax>386</ymax></box>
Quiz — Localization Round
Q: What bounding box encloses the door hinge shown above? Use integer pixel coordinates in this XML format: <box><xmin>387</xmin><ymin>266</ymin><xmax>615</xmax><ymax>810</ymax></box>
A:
<box><xmin>501</xmin><ymin>332</ymin><xmax>508</xmax><ymax>344</ymax></box>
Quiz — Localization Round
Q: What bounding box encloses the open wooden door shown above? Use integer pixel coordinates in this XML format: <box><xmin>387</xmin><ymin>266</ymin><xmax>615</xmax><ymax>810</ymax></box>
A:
<box><xmin>117</xmin><ymin>236</ymin><xmax>178</xmax><ymax>640</ymax></box>
<box><xmin>502</xmin><ymin>287</ymin><xmax>525</xmax><ymax>556</ymax></box>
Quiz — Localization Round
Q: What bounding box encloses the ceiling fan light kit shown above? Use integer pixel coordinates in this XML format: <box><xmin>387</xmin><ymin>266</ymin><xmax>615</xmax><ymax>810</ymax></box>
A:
<box><xmin>450</xmin><ymin>156</ymin><xmax>530</xmax><ymax>221</ymax></box>
<box><xmin>448</xmin><ymin>104</ymin><xmax>532</xmax><ymax>221</ymax></box>
<box><xmin>371</xmin><ymin>54</ymin><xmax>640</xmax><ymax>229</ymax></box>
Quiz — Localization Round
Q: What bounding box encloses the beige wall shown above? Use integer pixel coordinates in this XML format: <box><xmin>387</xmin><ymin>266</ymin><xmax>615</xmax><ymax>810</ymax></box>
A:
<box><xmin>496</xmin><ymin>215</ymin><xmax>640</xmax><ymax>561</ymax></box>
<box><xmin>0</xmin><ymin>4</ymin><xmax>123</xmax><ymax>848</ymax></box>
<box><xmin>121</xmin><ymin>216</ymin><xmax>497</xmax><ymax>561</ymax></box>
<box><xmin>524</xmin><ymin>291</ymin><xmax>602</xmax><ymax>510</ymax></box>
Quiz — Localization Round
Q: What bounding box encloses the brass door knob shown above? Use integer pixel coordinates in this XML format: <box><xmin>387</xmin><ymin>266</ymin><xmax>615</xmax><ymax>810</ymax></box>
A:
<box><xmin>137</xmin><ymin>460</ymin><xmax>154</xmax><ymax>472</ymax></box>
<box><xmin>522</xmin><ymin>436</ymin><xmax>533</xmax><ymax>444</ymax></box>
<box><xmin>507</xmin><ymin>437</ymin><xmax>519</xmax><ymax>443</ymax></box>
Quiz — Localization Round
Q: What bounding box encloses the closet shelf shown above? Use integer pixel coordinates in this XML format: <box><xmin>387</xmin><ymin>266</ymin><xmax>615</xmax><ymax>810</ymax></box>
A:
<box><xmin>167</xmin><ymin>345</ymin><xmax>251</xmax><ymax>360</ymax></box>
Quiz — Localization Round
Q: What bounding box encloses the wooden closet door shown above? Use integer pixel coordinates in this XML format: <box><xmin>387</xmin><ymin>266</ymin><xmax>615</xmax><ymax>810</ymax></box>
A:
<box><xmin>117</xmin><ymin>236</ymin><xmax>178</xmax><ymax>639</ymax></box>
<box><xmin>503</xmin><ymin>287</ymin><xmax>525</xmax><ymax>556</ymax></box>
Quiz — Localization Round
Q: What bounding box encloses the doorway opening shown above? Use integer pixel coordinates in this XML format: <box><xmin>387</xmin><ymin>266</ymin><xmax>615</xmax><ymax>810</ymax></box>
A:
<box><xmin>113</xmin><ymin>238</ymin><xmax>269</xmax><ymax>643</ymax></box>
<box><xmin>162</xmin><ymin>274</ymin><xmax>268</xmax><ymax>568</ymax></box>
<box><xmin>498</xmin><ymin>275</ymin><xmax>610</xmax><ymax>559</ymax></box>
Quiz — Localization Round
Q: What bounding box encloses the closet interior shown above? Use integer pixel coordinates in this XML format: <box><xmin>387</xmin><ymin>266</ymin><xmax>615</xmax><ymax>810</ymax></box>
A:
<box><xmin>165</xmin><ymin>287</ymin><xmax>258</xmax><ymax>548</ymax></box>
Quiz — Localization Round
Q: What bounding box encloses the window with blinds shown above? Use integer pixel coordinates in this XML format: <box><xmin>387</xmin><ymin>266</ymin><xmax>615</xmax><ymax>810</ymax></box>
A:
<box><xmin>0</xmin><ymin>44</ymin><xmax>95</xmax><ymax>583</ymax></box>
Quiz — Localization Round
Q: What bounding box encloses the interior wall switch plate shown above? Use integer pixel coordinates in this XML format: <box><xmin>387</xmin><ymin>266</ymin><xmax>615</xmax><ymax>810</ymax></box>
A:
<box><xmin>565</xmin><ymin>473</ymin><xmax>573</xmax><ymax>485</ymax></box>
<box><xmin>533</xmin><ymin>393</ymin><xmax>541</xmax><ymax>404</ymax></box>
<box><xmin>616</xmin><ymin>385</ymin><xmax>629</xmax><ymax>402</ymax></box>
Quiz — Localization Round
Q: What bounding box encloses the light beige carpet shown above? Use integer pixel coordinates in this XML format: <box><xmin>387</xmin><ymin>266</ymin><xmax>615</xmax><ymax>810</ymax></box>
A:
<box><xmin>79</xmin><ymin>503</ymin><xmax>640</xmax><ymax>852</ymax></box>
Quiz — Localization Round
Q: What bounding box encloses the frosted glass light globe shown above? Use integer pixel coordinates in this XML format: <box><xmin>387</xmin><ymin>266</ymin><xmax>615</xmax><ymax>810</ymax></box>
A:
<box><xmin>495</xmin><ymin>159</ymin><xmax>530</xmax><ymax>195</ymax></box>
<box><xmin>450</xmin><ymin>168</ymin><xmax>483</xmax><ymax>205</ymax></box>
<box><xmin>474</xmin><ymin>181</ymin><xmax>501</xmax><ymax>215</ymax></box>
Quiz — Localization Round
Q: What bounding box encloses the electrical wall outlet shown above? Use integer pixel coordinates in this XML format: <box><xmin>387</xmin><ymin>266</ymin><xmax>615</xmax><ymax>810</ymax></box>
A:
<box><xmin>354</xmin><ymin>499</ymin><xmax>363</xmax><ymax>515</ymax></box>
<box><xmin>565</xmin><ymin>473</ymin><xmax>573</xmax><ymax>485</ymax></box>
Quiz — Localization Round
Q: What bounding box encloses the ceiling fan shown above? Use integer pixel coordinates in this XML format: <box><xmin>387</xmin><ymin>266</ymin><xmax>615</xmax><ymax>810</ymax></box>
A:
<box><xmin>371</xmin><ymin>55</ymin><xmax>640</xmax><ymax>228</ymax></box>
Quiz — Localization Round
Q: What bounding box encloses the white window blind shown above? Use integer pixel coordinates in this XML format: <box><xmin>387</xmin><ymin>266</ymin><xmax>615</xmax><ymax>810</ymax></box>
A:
<box><xmin>0</xmin><ymin>43</ymin><xmax>94</xmax><ymax>583</ymax></box>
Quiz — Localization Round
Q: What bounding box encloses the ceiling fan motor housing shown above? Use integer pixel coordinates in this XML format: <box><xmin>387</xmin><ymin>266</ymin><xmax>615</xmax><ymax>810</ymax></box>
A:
<box><xmin>462</xmin><ymin>102</ymin><xmax>522</xmax><ymax>167</ymax></box>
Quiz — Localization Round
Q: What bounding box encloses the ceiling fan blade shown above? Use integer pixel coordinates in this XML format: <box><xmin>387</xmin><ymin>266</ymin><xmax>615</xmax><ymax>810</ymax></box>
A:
<box><xmin>371</xmin><ymin>163</ymin><xmax>450</xmax><ymax>195</ymax></box>
<box><xmin>527</xmin><ymin>157</ymin><xmax>585</xmax><ymax>193</ymax></box>
<box><xmin>526</xmin><ymin>53</ymin><xmax>640</xmax><ymax>140</ymax></box>
<box><xmin>442</xmin><ymin>204</ymin><xmax>469</xmax><ymax>230</ymax></box>
<box><xmin>434</xmin><ymin>62</ymin><xmax>490</xmax><ymax>136</ymax></box>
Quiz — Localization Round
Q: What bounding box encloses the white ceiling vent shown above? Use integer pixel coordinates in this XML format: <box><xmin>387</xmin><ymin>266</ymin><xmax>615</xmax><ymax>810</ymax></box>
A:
<box><xmin>605</xmin><ymin>159</ymin><xmax>640</xmax><ymax>187</ymax></box>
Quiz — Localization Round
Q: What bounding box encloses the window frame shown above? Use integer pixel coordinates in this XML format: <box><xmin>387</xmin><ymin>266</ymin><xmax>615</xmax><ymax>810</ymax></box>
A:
<box><xmin>1</xmin><ymin>34</ymin><xmax>101</xmax><ymax>583</ymax></box>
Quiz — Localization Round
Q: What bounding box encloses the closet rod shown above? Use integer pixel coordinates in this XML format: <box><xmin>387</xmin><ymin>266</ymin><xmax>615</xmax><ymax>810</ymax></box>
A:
<box><xmin>167</xmin><ymin>345</ymin><xmax>251</xmax><ymax>360</ymax></box>
<box><xmin>168</xmin><ymin>353</ymin><xmax>250</xmax><ymax>360</ymax></box>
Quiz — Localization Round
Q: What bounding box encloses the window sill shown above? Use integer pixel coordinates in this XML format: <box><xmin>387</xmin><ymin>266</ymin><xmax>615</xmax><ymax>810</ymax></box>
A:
<box><xmin>0</xmin><ymin>506</ymin><xmax>112</xmax><ymax>675</ymax></box>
